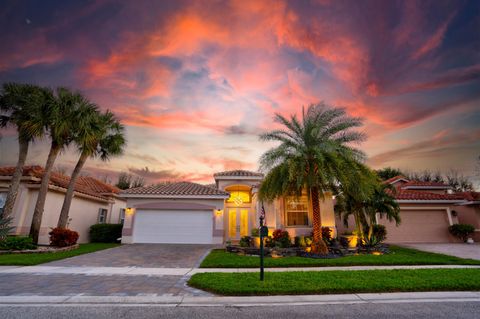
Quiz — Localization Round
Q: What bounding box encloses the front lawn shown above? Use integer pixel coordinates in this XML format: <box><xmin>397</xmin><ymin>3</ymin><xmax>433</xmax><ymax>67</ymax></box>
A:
<box><xmin>0</xmin><ymin>243</ymin><xmax>119</xmax><ymax>266</ymax></box>
<box><xmin>200</xmin><ymin>246</ymin><xmax>480</xmax><ymax>268</ymax></box>
<box><xmin>188</xmin><ymin>268</ymin><xmax>480</xmax><ymax>295</ymax></box>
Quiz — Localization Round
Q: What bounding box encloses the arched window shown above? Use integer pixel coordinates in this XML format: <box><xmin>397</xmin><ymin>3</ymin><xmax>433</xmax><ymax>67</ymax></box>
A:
<box><xmin>226</xmin><ymin>185</ymin><xmax>251</xmax><ymax>205</ymax></box>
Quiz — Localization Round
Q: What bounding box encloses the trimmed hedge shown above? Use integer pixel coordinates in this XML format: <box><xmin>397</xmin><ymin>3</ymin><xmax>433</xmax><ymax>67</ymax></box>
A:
<box><xmin>89</xmin><ymin>224</ymin><xmax>123</xmax><ymax>243</ymax></box>
<box><xmin>0</xmin><ymin>236</ymin><xmax>36</xmax><ymax>250</ymax></box>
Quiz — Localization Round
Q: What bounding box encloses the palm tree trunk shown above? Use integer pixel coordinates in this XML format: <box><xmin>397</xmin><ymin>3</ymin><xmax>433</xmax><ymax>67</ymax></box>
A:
<box><xmin>29</xmin><ymin>142</ymin><xmax>61</xmax><ymax>244</ymax></box>
<box><xmin>2</xmin><ymin>139</ymin><xmax>29</xmax><ymax>219</ymax></box>
<box><xmin>310</xmin><ymin>186</ymin><xmax>323</xmax><ymax>242</ymax></box>
<box><xmin>57</xmin><ymin>152</ymin><xmax>88</xmax><ymax>228</ymax></box>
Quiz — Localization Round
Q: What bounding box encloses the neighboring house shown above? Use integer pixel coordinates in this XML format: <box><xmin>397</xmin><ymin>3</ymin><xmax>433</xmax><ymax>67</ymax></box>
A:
<box><xmin>0</xmin><ymin>166</ymin><xmax>126</xmax><ymax>245</ymax></box>
<box><xmin>336</xmin><ymin>175</ymin><xmax>480</xmax><ymax>243</ymax></box>
<box><xmin>121</xmin><ymin>170</ymin><xmax>336</xmax><ymax>244</ymax></box>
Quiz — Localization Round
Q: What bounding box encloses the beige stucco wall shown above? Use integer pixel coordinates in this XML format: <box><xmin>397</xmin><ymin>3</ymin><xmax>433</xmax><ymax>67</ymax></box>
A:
<box><xmin>2</xmin><ymin>182</ymin><xmax>125</xmax><ymax>245</ymax></box>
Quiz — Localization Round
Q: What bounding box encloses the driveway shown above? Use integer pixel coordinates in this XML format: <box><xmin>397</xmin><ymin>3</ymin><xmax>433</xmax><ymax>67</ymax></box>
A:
<box><xmin>0</xmin><ymin>244</ymin><xmax>217</xmax><ymax>297</ymax></box>
<box><xmin>403</xmin><ymin>243</ymin><xmax>480</xmax><ymax>260</ymax></box>
<box><xmin>46</xmin><ymin>244</ymin><xmax>216</xmax><ymax>268</ymax></box>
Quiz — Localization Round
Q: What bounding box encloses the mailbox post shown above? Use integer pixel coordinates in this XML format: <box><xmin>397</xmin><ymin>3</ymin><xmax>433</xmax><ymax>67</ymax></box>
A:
<box><xmin>259</xmin><ymin>203</ymin><xmax>268</xmax><ymax>281</ymax></box>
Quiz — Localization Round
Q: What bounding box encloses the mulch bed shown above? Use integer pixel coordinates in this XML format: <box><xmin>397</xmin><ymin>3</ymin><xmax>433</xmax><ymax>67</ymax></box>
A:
<box><xmin>0</xmin><ymin>244</ymin><xmax>80</xmax><ymax>255</ymax></box>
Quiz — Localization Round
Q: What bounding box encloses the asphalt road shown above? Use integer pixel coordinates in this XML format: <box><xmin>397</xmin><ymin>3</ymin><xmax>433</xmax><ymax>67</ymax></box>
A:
<box><xmin>1</xmin><ymin>301</ymin><xmax>479</xmax><ymax>319</ymax></box>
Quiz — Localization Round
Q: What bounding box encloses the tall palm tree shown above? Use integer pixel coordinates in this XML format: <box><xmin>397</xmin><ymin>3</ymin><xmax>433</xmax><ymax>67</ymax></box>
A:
<box><xmin>0</xmin><ymin>83</ymin><xmax>51</xmax><ymax>218</ymax></box>
<box><xmin>259</xmin><ymin>103</ymin><xmax>366</xmax><ymax>254</ymax></box>
<box><xmin>29</xmin><ymin>88</ymin><xmax>88</xmax><ymax>243</ymax></box>
<box><xmin>57</xmin><ymin>110</ymin><xmax>125</xmax><ymax>228</ymax></box>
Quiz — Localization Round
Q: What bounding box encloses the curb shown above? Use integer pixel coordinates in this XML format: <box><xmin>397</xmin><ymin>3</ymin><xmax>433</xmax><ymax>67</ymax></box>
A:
<box><xmin>0</xmin><ymin>291</ymin><xmax>479</xmax><ymax>306</ymax></box>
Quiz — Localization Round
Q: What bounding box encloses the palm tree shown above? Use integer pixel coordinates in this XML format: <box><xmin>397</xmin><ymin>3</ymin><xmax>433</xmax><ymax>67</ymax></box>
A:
<box><xmin>259</xmin><ymin>103</ymin><xmax>366</xmax><ymax>254</ymax></box>
<box><xmin>57</xmin><ymin>110</ymin><xmax>125</xmax><ymax>228</ymax></box>
<box><xmin>364</xmin><ymin>183</ymin><xmax>400</xmax><ymax>240</ymax></box>
<box><xmin>29</xmin><ymin>88</ymin><xmax>88</xmax><ymax>243</ymax></box>
<box><xmin>0</xmin><ymin>83</ymin><xmax>51</xmax><ymax>218</ymax></box>
<box><xmin>335</xmin><ymin>175</ymin><xmax>400</xmax><ymax>243</ymax></box>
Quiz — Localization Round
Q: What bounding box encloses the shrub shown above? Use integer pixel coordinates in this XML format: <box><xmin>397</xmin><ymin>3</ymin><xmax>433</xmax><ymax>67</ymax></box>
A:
<box><xmin>322</xmin><ymin>226</ymin><xmax>333</xmax><ymax>244</ymax></box>
<box><xmin>49</xmin><ymin>228</ymin><xmax>79</xmax><ymax>247</ymax></box>
<box><xmin>372</xmin><ymin>224</ymin><xmax>387</xmax><ymax>242</ymax></box>
<box><xmin>272</xmin><ymin>229</ymin><xmax>288</xmax><ymax>240</ymax></box>
<box><xmin>251</xmin><ymin>228</ymin><xmax>259</xmax><ymax>237</ymax></box>
<box><xmin>294</xmin><ymin>236</ymin><xmax>306</xmax><ymax>247</ymax></box>
<box><xmin>265</xmin><ymin>236</ymin><xmax>275</xmax><ymax>248</ymax></box>
<box><xmin>449</xmin><ymin>224</ymin><xmax>475</xmax><ymax>242</ymax></box>
<box><xmin>271</xmin><ymin>229</ymin><xmax>291</xmax><ymax>248</ymax></box>
<box><xmin>304</xmin><ymin>236</ymin><xmax>313</xmax><ymax>246</ymax></box>
<box><xmin>339</xmin><ymin>236</ymin><xmax>349</xmax><ymax>248</ymax></box>
<box><xmin>89</xmin><ymin>224</ymin><xmax>123</xmax><ymax>243</ymax></box>
<box><xmin>0</xmin><ymin>236</ymin><xmax>36</xmax><ymax>250</ymax></box>
<box><xmin>362</xmin><ymin>235</ymin><xmax>382</xmax><ymax>251</ymax></box>
<box><xmin>239</xmin><ymin>236</ymin><xmax>252</xmax><ymax>247</ymax></box>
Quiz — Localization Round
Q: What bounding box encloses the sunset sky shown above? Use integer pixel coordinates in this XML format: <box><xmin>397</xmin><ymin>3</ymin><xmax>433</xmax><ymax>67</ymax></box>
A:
<box><xmin>0</xmin><ymin>0</ymin><xmax>479</xmax><ymax>186</ymax></box>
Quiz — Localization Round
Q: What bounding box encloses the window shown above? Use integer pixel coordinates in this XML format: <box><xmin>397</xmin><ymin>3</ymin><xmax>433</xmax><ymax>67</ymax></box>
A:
<box><xmin>226</xmin><ymin>190</ymin><xmax>251</xmax><ymax>204</ymax></box>
<box><xmin>0</xmin><ymin>193</ymin><xmax>6</xmax><ymax>217</ymax></box>
<box><xmin>119</xmin><ymin>208</ymin><xmax>126</xmax><ymax>224</ymax></box>
<box><xmin>98</xmin><ymin>208</ymin><xmax>108</xmax><ymax>224</ymax></box>
<box><xmin>285</xmin><ymin>196</ymin><xmax>309</xmax><ymax>226</ymax></box>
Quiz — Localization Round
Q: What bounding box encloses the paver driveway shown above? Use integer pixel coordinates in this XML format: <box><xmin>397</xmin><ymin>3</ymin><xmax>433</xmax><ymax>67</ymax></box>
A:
<box><xmin>403</xmin><ymin>243</ymin><xmax>480</xmax><ymax>260</ymax></box>
<box><xmin>0</xmin><ymin>244</ymin><xmax>217</xmax><ymax>297</ymax></box>
<box><xmin>46</xmin><ymin>244</ymin><xmax>216</xmax><ymax>268</ymax></box>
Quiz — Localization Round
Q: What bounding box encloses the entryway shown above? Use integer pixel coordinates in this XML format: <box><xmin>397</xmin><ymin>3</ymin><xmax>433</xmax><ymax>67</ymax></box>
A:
<box><xmin>227</xmin><ymin>208</ymin><xmax>249</xmax><ymax>240</ymax></box>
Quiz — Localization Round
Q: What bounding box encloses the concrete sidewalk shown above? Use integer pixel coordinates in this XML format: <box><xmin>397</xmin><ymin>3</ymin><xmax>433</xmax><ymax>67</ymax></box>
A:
<box><xmin>0</xmin><ymin>291</ymin><xmax>479</xmax><ymax>306</ymax></box>
<box><xmin>1</xmin><ymin>264</ymin><xmax>479</xmax><ymax>277</ymax></box>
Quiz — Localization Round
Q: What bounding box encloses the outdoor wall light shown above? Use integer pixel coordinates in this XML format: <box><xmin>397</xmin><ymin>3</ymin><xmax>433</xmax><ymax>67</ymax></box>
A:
<box><xmin>215</xmin><ymin>209</ymin><xmax>223</xmax><ymax>216</ymax></box>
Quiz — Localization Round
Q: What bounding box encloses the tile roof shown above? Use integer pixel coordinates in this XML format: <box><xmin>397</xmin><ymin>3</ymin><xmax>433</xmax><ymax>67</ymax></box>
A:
<box><xmin>388</xmin><ymin>189</ymin><xmax>465</xmax><ymax>201</ymax></box>
<box><xmin>213</xmin><ymin>170</ymin><xmax>264</xmax><ymax>178</ymax></box>
<box><xmin>122</xmin><ymin>181</ymin><xmax>229</xmax><ymax>197</ymax></box>
<box><xmin>0</xmin><ymin>166</ymin><xmax>120</xmax><ymax>200</ymax></box>
<box><xmin>402</xmin><ymin>180</ymin><xmax>451</xmax><ymax>188</ymax></box>
<box><xmin>383</xmin><ymin>175</ymin><xmax>408</xmax><ymax>184</ymax></box>
<box><xmin>458</xmin><ymin>191</ymin><xmax>480</xmax><ymax>201</ymax></box>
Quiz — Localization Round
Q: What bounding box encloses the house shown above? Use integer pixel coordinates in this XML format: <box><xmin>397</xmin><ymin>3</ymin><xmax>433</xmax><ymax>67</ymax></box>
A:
<box><xmin>120</xmin><ymin>170</ymin><xmax>336</xmax><ymax>244</ymax></box>
<box><xmin>336</xmin><ymin>175</ymin><xmax>480</xmax><ymax>243</ymax></box>
<box><xmin>0</xmin><ymin>166</ymin><xmax>126</xmax><ymax>245</ymax></box>
<box><xmin>121</xmin><ymin>170</ymin><xmax>480</xmax><ymax>245</ymax></box>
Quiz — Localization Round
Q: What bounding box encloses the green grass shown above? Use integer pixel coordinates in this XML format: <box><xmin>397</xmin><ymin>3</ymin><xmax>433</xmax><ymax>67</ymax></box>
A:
<box><xmin>200</xmin><ymin>246</ymin><xmax>480</xmax><ymax>268</ymax></box>
<box><xmin>0</xmin><ymin>243</ymin><xmax>119</xmax><ymax>266</ymax></box>
<box><xmin>188</xmin><ymin>268</ymin><xmax>480</xmax><ymax>295</ymax></box>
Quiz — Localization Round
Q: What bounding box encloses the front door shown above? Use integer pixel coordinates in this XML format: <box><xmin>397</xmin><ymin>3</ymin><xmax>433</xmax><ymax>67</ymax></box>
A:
<box><xmin>228</xmin><ymin>208</ymin><xmax>249</xmax><ymax>240</ymax></box>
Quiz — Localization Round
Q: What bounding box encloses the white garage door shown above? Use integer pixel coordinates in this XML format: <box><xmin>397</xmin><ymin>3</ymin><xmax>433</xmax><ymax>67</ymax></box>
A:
<box><xmin>132</xmin><ymin>209</ymin><xmax>213</xmax><ymax>244</ymax></box>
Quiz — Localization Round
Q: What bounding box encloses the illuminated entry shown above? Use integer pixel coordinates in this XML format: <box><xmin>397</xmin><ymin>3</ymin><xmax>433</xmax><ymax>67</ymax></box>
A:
<box><xmin>226</xmin><ymin>190</ymin><xmax>251</xmax><ymax>205</ymax></box>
